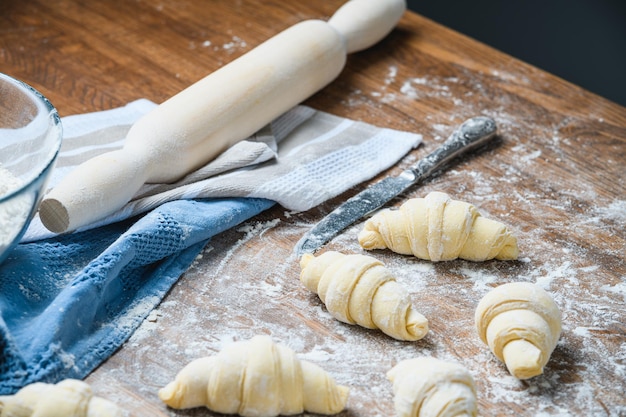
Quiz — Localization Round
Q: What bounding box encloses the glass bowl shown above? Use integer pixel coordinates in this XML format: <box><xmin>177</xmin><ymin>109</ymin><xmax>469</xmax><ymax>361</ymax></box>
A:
<box><xmin>0</xmin><ymin>73</ymin><xmax>62</xmax><ymax>264</ymax></box>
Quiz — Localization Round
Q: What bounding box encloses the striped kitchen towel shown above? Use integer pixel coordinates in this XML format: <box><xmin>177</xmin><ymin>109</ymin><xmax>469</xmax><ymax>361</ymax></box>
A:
<box><xmin>23</xmin><ymin>99</ymin><xmax>422</xmax><ymax>241</ymax></box>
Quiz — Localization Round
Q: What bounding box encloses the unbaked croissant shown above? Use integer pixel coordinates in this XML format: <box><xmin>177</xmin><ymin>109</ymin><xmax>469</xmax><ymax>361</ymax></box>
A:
<box><xmin>299</xmin><ymin>251</ymin><xmax>428</xmax><ymax>341</ymax></box>
<box><xmin>387</xmin><ymin>357</ymin><xmax>477</xmax><ymax>417</ymax></box>
<box><xmin>358</xmin><ymin>191</ymin><xmax>519</xmax><ymax>262</ymax></box>
<box><xmin>475</xmin><ymin>282</ymin><xmax>562</xmax><ymax>379</ymax></box>
<box><xmin>0</xmin><ymin>379</ymin><xmax>124</xmax><ymax>417</ymax></box>
<box><xmin>158</xmin><ymin>335</ymin><xmax>349</xmax><ymax>416</ymax></box>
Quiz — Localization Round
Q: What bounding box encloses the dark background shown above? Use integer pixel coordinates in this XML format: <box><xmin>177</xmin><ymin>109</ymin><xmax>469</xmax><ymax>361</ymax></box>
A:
<box><xmin>406</xmin><ymin>0</ymin><xmax>626</xmax><ymax>107</ymax></box>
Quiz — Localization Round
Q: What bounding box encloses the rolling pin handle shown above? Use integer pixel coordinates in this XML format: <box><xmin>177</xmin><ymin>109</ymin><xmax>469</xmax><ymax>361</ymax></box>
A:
<box><xmin>328</xmin><ymin>0</ymin><xmax>406</xmax><ymax>54</ymax></box>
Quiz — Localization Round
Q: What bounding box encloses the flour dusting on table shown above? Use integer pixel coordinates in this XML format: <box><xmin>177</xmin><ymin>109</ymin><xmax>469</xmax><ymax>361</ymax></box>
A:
<box><xmin>89</xmin><ymin>67</ymin><xmax>625</xmax><ymax>416</ymax></box>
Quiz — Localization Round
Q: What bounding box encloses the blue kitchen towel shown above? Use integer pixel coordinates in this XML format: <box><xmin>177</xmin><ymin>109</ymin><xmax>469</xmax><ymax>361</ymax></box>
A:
<box><xmin>0</xmin><ymin>197</ymin><xmax>274</xmax><ymax>394</ymax></box>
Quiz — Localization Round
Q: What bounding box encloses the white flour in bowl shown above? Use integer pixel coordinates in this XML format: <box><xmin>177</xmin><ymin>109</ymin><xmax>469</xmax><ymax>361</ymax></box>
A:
<box><xmin>0</xmin><ymin>166</ymin><xmax>22</xmax><ymax>196</ymax></box>
<box><xmin>0</xmin><ymin>165</ymin><xmax>31</xmax><ymax>251</ymax></box>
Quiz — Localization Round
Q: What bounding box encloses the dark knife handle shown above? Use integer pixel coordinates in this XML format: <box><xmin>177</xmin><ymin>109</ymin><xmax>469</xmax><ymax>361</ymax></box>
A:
<box><xmin>406</xmin><ymin>116</ymin><xmax>497</xmax><ymax>181</ymax></box>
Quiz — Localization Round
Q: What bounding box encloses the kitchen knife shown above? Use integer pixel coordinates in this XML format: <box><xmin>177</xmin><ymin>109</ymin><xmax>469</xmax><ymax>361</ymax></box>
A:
<box><xmin>294</xmin><ymin>116</ymin><xmax>497</xmax><ymax>256</ymax></box>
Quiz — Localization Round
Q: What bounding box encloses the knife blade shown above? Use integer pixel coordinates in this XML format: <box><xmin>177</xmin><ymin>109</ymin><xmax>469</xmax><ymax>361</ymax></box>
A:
<box><xmin>294</xmin><ymin>116</ymin><xmax>498</xmax><ymax>256</ymax></box>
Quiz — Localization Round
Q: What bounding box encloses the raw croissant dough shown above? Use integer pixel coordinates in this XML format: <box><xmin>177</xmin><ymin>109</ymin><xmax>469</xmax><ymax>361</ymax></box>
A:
<box><xmin>387</xmin><ymin>357</ymin><xmax>477</xmax><ymax>417</ymax></box>
<box><xmin>475</xmin><ymin>282</ymin><xmax>562</xmax><ymax>379</ymax></box>
<box><xmin>0</xmin><ymin>379</ymin><xmax>124</xmax><ymax>417</ymax></box>
<box><xmin>158</xmin><ymin>335</ymin><xmax>349</xmax><ymax>417</ymax></box>
<box><xmin>299</xmin><ymin>251</ymin><xmax>429</xmax><ymax>341</ymax></box>
<box><xmin>358</xmin><ymin>191</ymin><xmax>519</xmax><ymax>262</ymax></box>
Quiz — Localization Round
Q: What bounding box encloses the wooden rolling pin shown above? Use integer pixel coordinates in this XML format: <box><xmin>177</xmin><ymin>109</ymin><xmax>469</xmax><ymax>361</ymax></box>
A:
<box><xmin>39</xmin><ymin>0</ymin><xmax>406</xmax><ymax>233</ymax></box>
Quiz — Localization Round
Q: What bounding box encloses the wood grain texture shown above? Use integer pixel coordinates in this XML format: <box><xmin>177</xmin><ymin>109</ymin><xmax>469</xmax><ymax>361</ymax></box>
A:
<box><xmin>2</xmin><ymin>0</ymin><xmax>625</xmax><ymax>416</ymax></box>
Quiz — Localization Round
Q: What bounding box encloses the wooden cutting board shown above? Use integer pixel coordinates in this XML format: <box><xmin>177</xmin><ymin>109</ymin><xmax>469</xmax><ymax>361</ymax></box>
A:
<box><xmin>2</xmin><ymin>0</ymin><xmax>624</xmax><ymax>415</ymax></box>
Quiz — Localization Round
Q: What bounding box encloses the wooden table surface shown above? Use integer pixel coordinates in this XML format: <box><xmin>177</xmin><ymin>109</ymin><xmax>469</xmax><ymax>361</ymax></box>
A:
<box><xmin>2</xmin><ymin>1</ymin><xmax>625</xmax><ymax>416</ymax></box>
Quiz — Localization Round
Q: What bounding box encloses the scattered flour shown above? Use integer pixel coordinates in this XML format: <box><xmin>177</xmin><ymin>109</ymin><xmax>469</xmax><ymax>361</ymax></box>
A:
<box><xmin>188</xmin><ymin>35</ymin><xmax>247</xmax><ymax>55</ymax></box>
<box><xmin>116</xmin><ymin>198</ymin><xmax>623</xmax><ymax>415</ymax></box>
<box><xmin>384</xmin><ymin>65</ymin><xmax>398</xmax><ymax>86</ymax></box>
<box><xmin>90</xmin><ymin>62</ymin><xmax>625</xmax><ymax>417</ymax></box>
<box><xmin>221</xmin><ymin>35</ymin><xmax>247</xmax><ymax>52</ymax></box>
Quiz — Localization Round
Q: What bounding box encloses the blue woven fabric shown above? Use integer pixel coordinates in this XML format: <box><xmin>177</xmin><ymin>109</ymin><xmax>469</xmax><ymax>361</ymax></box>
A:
<box><xmin>0</xmin><ymin>197</ymin><xmax>274</xmax><ymax>394</ymax></box>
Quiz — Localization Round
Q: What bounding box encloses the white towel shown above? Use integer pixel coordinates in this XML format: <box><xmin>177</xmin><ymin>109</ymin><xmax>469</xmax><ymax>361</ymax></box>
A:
<box><xmin>24</xmin><ymin>99</ymin><xmax>422</xmax><ymax>241</ymax></box>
